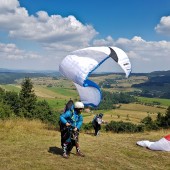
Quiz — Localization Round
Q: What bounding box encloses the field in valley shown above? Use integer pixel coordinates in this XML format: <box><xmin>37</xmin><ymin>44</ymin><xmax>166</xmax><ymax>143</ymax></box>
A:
<box><xmin>0</xmin><ymin>75</ymin><xmax>169</xmax><ymax>122</ymax></box>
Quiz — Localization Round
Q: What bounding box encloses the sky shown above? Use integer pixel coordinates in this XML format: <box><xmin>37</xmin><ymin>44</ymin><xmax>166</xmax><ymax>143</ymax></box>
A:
<box><xmin>0</xmin><ymin>0</ymin><xmax>170</xmax><ymax>73</ymax></box>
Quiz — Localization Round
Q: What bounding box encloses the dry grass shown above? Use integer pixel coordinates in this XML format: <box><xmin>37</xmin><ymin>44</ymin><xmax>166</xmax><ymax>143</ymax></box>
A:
<box><xmin>83</xmin><ymin>103</ymin><xmax>166</xmax><ymax>124</ymax></box>
<box><xmin>0</xmin><ymin>119</ymin><xmax>170</xmax><ymax>170</ymax></box>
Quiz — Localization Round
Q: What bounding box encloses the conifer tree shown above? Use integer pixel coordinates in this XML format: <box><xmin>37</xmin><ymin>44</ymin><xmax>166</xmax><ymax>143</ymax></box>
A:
<box><xmin>19</xmin><ymin>77</ymin><xmax>37</xmax><ymax>118</ymax></box>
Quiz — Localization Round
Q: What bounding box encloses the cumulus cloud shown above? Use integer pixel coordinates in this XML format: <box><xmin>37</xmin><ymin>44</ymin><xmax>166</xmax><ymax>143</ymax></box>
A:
<box><xmin>0</xmin><ymin>0</ymin><xmax>19</xmax><ymax>13</ymax></box>
<box><xmin>155</xmin><ymin>16</ymin><xmax>170</xmax><ymax>36</ymax></box>
<box><xmin>92</xmin><ymin>36</ymin><xmax>170</xmax><ymax>72</ymax></box>
<box><xmin>0</xmin><ymin>0</ymin><xmax>97</xmax><ymax>51</ymax></box>
<box><xmin>0</xmin><ymin>42</ymin><xmax>41</xmax><ymax>60</ymax></box>
<box><xmin>0</xmin><ymin>0</ymin><xmax>169</xmax><ymax>73</ymax></box>
<box><xmin>93</xmin><ymin>36</ymin><xmax>114</xmax><ymax>46</ymax></box>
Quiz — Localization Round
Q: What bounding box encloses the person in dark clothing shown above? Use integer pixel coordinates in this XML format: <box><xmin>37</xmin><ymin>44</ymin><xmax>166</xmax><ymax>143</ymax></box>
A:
<box><xmin>92</xmin><ymin>113</ymin><xmax>105</xmax><ymax>136</ymax></box>
<box><xmin>60</xmin><ymin>101</ymin><xmax>85</xmax><ymax>158</ymax></box>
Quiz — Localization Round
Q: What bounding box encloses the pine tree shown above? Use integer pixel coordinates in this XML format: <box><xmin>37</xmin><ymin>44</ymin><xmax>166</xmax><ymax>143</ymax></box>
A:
<box><xmin>19</xmin><ymin>77</ymin><xmax>37</xmax><ymax>118</ymax></box>
<box><xmin>165</xmin><ymin>106</ymin><xmax>170</xmax><ymax>127</ymax></box>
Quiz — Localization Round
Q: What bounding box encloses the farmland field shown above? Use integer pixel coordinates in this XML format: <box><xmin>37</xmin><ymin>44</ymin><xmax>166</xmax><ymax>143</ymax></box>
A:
<box><xmin>82</xmin><ymin>103</ymin><xmax>166</xmax><ymax>124</ymax></box>
<box><xmin>0</xmin><ymin>75</ymin><xmax>169</xmax><ymax>122</ymax></box>
<box><xmin>137</xmin><ymin>96</ymin><xmax>170</xmax><ymax>107</ymax></box>
<box><xmin>0</xmin><ymin>75</ymin><xmax>170</xmax><ymax>170</ymax></box>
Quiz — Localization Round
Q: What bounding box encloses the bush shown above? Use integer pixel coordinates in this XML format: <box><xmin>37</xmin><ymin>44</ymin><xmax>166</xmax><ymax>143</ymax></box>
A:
<box><xmin>81</xmin><ymin>122</ymin><xmax>94</xmax><ymax>132</ymax></box>
<box><xmin>141</xmin><ymin>115</ymin><xmax>159</xmax><ymax>130</ymax></box>
<box><xmin>154</xmin><ymin>106</ymin><xmax>170</xmax><ymax>128</ymax></box>
<box><xmin>105</xmin><ymin>121</ymin><xmax>144</xmax><ymax>133</ymax></box>
<box><xmin>0</xmin><ymin>102</ymin><xmax>15</xmax><ymax>119</ymax></box>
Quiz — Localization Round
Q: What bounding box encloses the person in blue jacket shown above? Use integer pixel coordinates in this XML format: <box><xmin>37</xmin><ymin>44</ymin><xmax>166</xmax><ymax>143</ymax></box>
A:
<box><xmin>60</xmin><ymin>101</ymin><xmax>85</xmax><ymax>158</ymax></box>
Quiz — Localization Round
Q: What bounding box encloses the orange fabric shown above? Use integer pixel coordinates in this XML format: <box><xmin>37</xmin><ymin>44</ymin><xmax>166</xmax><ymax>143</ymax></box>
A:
<box><xmin>164</xmin><ymin>134</ymin><xmax>170</xmax><ymax>141</ymax></box>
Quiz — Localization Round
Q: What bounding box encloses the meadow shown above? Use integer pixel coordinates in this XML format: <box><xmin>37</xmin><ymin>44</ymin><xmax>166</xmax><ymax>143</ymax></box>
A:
<box><xmin>0</xmin><ymin>118</ymin><xmax>170</xmax><ymax>170</ymax></box>
<box><xmin>0</xmin><ymin>75</ymin><xmax>170</xmax><ymax>170</ymax></box>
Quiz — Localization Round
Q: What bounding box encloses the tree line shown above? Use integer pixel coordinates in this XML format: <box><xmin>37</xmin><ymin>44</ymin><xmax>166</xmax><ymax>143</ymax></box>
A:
<box><xmin>132</xmin><ymin>75</ymin><xmax>170</xmax><ymax>99</ymax></box>
<box><xmin>96</xmin><ymin>91</ymin><xmax>136</xmax><ymax>110</ymax></box>
<box><xmin>1</xmin><ymin>77</ymin><xmax>169</xmax><ymax>133</ymax></box>
<box><xmin>0</xmin><ymin>77</ymin><xmax>59</xmax><ymax>126</ymax></box>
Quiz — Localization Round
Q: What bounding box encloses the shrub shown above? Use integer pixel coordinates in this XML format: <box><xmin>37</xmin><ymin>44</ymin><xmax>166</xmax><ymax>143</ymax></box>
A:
<box><xmin>141</xmin><ymin>115</ymin><xmax>159</xmax><ymax>130</ymax></box>
<box><xmin>0</xmin><ymin>102</ymin><xmax>15</xmax><ymax>119</ymax></box>
<box><xmin>105</xmin><ymin>121</ymin><xmax>144</xmax><ymax>133</ymax></box>
<box><xmin>81</xmin><ymin>122</ymin><xmax>94</xmax><ymax>132</ymax></box>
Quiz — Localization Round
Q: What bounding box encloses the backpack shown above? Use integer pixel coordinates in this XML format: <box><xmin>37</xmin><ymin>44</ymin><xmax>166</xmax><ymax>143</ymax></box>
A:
<box><xmin>58</xmin><ymin>99</ymin><xmax>74</xmax><ymax>131</ymax></box>
<box><xmin>64</xmin><ymin>99</ymin><xmax>74</xmax><ymax>112</ymax></box>
<box><xmin>92</xmin><ymin>114</ymin><xmax>99</xmax><ymax>126</ymax></box>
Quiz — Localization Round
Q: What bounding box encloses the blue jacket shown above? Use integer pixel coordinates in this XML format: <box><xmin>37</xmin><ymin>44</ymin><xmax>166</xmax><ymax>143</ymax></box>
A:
<box><xmin>60</xmin><ymin>110</ymin><xmax>83</xmax><ymax>130</ymax></box>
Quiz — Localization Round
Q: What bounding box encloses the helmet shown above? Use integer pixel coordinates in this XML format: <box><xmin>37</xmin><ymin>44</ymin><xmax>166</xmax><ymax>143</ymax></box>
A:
<box><xmin>99</xmin><ymin>113</ymin><xmax>103</xmax><ymax>118</ymax></box>
<box><xmin>74</xmin><ymin>101</ymin><xmax>84</xmax><ymax>109</ymax></box>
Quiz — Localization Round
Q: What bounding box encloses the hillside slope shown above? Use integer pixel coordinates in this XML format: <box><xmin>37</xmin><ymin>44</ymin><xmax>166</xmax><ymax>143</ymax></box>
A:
<box><xmin>0</xmin><ymin>119</ymin><xmax>169</xmax><ymax>170</ymax></box>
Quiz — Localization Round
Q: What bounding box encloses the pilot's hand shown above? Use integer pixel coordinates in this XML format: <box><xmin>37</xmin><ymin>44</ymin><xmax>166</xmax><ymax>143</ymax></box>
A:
<box><xmin>66</xmin><ymin>122</ymin><xmax>71</xmax><ymax>127</ymax></box>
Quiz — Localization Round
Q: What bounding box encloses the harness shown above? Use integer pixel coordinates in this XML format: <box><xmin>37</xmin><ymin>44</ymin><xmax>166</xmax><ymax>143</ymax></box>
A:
<box><xmin>92</xmin><ymin>114</ymin><xmax>99</xmax><ymax>126</ymax></box>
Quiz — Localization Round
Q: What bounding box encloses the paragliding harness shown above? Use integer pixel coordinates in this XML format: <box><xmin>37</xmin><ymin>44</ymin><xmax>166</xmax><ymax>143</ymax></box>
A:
<box><xmin>92</xmin><ymin>114</ymin><xmax>102</xmax><ymax>136</ymax></box>
<box><xmin>92</xmin><ymin>114</ymin><xmax>99</xmax><ymax>127</ymax></box>
<box><xmin>59</xmin><ymin>99</ymin><xmax>79</xmax><ymax>147</ymax></box>
<box><xmin>61</xmin><ymin>125</ymin><xmax>79</xmax><ymax>147</ymax></box>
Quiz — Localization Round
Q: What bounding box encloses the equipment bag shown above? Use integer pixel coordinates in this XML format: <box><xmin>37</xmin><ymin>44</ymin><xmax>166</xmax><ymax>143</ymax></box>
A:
<box><xmin>58</xmin><ymin>99</ymin><xmax>74</xmax><ymax>131</ymax></box>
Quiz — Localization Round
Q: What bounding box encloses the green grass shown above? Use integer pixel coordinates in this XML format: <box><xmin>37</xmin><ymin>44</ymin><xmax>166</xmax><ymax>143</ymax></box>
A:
<box><xmin>0</xmin><ymin>84</ymin><xmax>20</xmax><ymax>93</ymax></box>
<box><xmin>137</xmin><ymin>97</ymin><xmax>170</xmax><ymax>107</ymax></box>
<box><xmin>38</xmin><ymin>98</ymin><xmax>71</xmax><ymax>111</ymax></box>
<box><xmin>0</xmin><ymin>118</ymin><xmax>170</xmax><ymax>170</ymax></box>
<box><xmin>46</xmin><ymin>87</ymin><xmax>78</xmax><ymax>98</ymax></box>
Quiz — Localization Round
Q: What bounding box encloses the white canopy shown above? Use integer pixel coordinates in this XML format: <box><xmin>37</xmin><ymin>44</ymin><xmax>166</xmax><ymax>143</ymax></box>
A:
<box><xmin>136</xmin><ymin>134</ymin><xmax>170</xmax><ymax>151</ymax></box>
<box><xmin>59</xmin><ymin>46</ymin><xmax>131</xmax><ymax>107</ymax></box>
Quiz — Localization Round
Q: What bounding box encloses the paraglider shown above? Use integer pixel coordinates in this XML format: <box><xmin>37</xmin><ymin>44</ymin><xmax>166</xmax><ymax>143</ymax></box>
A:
<box><xmin>59</xmin><ymin>46</ymin><xmax>131</xmax><ymax>107</ymax></box>
<box><xmin>136</xmin><ymin>134</ymin><xmax>170</xmax><ymax>151</ymax></box>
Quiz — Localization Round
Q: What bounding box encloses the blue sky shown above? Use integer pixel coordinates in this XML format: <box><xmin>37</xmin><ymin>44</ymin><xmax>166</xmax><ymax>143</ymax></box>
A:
<box><xmin>0</xmin><ymin>0</ymin><xmax>170</xmax><ymax>73</ymax></box>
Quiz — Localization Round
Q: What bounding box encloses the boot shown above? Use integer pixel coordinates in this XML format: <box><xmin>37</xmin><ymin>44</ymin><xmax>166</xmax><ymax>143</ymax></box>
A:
<box><xmin>63</xmin><ymin>153</ymin><xmax>69</xmax><ymax>159</ymax></box>
<box><xmin>62</xmin><ymin>143</ymin><xmax>69</xmax><ymax>158</ymax></box>
<box><xmin>76</xmin><ymin>151</ymin><xmax>85</xmax><ymax>157</ymax></box>
<box><xmin>75</xmin><ymin>143</ymin><xmax>85</xmax><ymax>157</ymax></box>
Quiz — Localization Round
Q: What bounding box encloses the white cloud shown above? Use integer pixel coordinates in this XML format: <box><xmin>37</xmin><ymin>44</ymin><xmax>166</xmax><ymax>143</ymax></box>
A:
<box><xmin>0</xmin><ymin>0</ymin><xmax>97</xmax><ymax>51</ymax></box>
<box><xmin>93</xmin><ymin>36</ymin><xmax>114</xmax><ymax>46</ymax></box>
<box><xmin>0</xmin><ymin>0</ymin><xmax>169</xmax><ymax>73</ymax></box>
<box><xmin>155</xmin><ymin>16</ymin><xmax>170</xmax><ymax>36</ymax></box>
<box><xmin>92</xmin><ymin>36</ymin><xmax>170</xmax><ymax>73</ymax></box>
<box><xmin>0</xmin><ymin>0</ymin><xmax>19</xmax><ymax>13</ymax></box>
<box><xmin>0</xmin><ymin>42</ymin><xmax>41</xmax><ymax>60</ymax></box>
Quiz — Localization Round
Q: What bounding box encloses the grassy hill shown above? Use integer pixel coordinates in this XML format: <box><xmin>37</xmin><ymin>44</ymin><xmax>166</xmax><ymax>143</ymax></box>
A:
<box><xmin>0</xmin><ymin>73</ymin><xmax>170</xmax><ymax>169</ymax></box>
<box><xmin>0</xmin><ymin>118</ymin><xmax>170</xmax><ymax>170</ymax></box>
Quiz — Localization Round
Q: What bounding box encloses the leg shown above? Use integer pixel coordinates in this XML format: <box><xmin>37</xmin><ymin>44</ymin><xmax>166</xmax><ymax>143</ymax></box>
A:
<box><xmin>96</xmin><ymin>125</ymin><xmax>101</xmax><ymax>136</ymax></box>
<box><xmin>62</xmin><ymin>142</ymin><xmax>69</xmax><ymax>158</ymax></box>
<box><xmin>93</xmin><ymin>125</ymin><xmax>98</xmax><ymax>136</ymax></box>
<box><xmin>74</xmin><ymin>132</ymin><xmax>85</xmax><ymax>157</ymax></box>
<box><xmin>61</xmin><ymin>128</ymin><xmax>71</xmax><ymax>158</ymax></box>
<box><xmin>94</xmin><ymin>125</ymin><xmax>100</xmax><ymax>136</ymax></box>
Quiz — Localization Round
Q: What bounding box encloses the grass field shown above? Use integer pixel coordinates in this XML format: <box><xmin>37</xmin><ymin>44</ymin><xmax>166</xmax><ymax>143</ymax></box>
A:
<box><xmin>0</xmin><ymin>84</ymin><xmax>21</xmax><ymax>93</ymax></box>
<box><xmin>137</xmin><ymin>96</ymin><xmax>170</xmax><ymax>107</ymax></box>
<box><xmin>0</xmin><ymin>76</ymin><xmax>170</xmax><ymax>170</ymax></box>
<box><xmin>0</xmin><ymin>118</ymin><xmax>170</xmax><ymax>170</ymax></box>
<box><xmin>82</xmin><ymin>103</ymin><xmax>166</xmax><ymax>124</ymax></box>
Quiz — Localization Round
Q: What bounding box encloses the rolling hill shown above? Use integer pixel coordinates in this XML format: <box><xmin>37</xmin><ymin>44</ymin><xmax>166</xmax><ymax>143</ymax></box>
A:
<box><xmin>0</xmin><ymin>118</ymin><xmax>170</xmax><ymax>170</ymax></box>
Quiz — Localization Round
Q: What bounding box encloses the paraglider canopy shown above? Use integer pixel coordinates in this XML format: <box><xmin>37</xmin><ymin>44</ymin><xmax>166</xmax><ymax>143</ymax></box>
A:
<box><xmin>137</xmin><ymin>134</ymin><xmax>170</xmax><ymax>151</ymax></box>
<box><xmin>59</xmin><ymin>46</ymin><xmax>131</xmax><ymax>107</ymax></box>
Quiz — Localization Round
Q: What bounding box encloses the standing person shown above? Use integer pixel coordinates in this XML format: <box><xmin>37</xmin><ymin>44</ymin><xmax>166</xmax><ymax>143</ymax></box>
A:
<box><xmin>60</xmin><ymin>101</ymin><xmax>85</xmax><ymax>158</ymax></box>
<box><xmin>92</xmin><ymin>113</ymin><xmax>105</xmax><ymax>136</ymax></box>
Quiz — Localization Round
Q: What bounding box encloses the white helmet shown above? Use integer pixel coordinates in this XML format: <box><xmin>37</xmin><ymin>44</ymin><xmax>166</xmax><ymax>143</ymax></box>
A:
<box><xmin>74</xmin><ymin>101</ymin><xmax>84</xmax><ymax>109</ymax></box>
